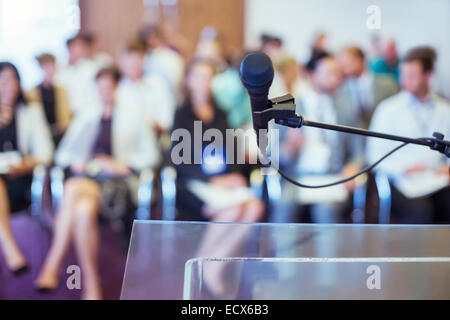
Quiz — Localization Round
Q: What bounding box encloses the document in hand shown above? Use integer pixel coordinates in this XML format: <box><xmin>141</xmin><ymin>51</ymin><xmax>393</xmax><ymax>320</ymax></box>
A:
<box><xmin>396</xmin><ymin>170</ymin><xmax>449</xmax><ymax>198</ymax></box>
<box><xmin>295</xmin><ymin>174</ymin><xmax>349</xmax><ymax>204</ymax></box>
<box><xmin>187</xmin><ymin>179</ymin><xmax>256</xmax><ymax>211</ymax></box>
<box><xmin>0</xmin><ymin>151</ymin><xmax>22</xmax><ymax>174</ymax></box>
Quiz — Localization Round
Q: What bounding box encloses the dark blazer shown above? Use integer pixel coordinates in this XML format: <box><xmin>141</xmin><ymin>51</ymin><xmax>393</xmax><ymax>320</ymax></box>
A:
<box><xmin>170</xmin><ymin>100</ymin><xmax>242</xmax><ymax>220</ymax></box>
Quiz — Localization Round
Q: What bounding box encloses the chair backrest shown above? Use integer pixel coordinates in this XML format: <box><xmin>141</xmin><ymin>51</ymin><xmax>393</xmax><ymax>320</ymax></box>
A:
<box><xmin>160</xmin><ymin>166</ymin><xmax>177</xmax><ymax>220</ymax></box>
<box><xmin>374</xmin><ymin>171</ymin><xmax>392</xmax><ymax>224</ymax></box>
<box><xmin>249</xmin><ymin>169</ymin><xmax>265</xmax><ymax>198</ymax></box>
<box><xmin>351</xmin><ymin>177</ymin><xmax>368</xmax><ymax>224</ymax></box>
<box><xmin>136</xmin><ymin>169</ymin><xmax>154</xmax><ymax>220</ymax></box>
<box><xmin>31</xmin><ymin>164</ymin><xmax>47</xmax><ymax>217</ymax></box>
<box><xmin>50</xmin><ymin>166</ymin><xmax>65</xmax><ymax>212</ymax></box>
<box><xmin>265</xmin><ymin>172</ymin><xmax>282</xmax><ymax>208</ymax></box>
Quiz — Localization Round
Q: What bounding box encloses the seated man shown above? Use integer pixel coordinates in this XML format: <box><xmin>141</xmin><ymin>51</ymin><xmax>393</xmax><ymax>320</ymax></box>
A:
<box><xmin>335</xmin><ymin>46</ymin><xmax>399</xmax><ymax>167</ymax></box>
<box><xmin>279</xmin><ymin>53</ymin><xmax>359</xmax><ymax>223</ymax></box>
<box><xmin>56</xmin><ymin>34</ymin><xmax>105</xmax><ymax>116</ymax></box>
<box><xmin>117</xmin><ymin>39</ymin><xmax>176</xmax><ymax>135</ymax></box>
<box><xmin>367</xmin><ymin>46</ymin><xmax>450</xmax><ymax>224</ymax></box>
<box><xmin>337</xmin><ymin>46</ymin><xmax>399</xmax><ymax>129</ymax></box>
<box><xmin>35</xmin><ymin>67</ymin><xmax>160</xmax><ymax>299</ymax></box>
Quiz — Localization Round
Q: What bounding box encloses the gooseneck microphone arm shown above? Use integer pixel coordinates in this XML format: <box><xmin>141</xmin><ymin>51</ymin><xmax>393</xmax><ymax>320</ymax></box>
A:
<box><xmin>260</xmin><ymin>94</ymin><xmax>450</xmax><ymax>189</ymax></box>
<box><xmin>263</xmin><ymin>94</ymin><xmax>450</xmax><ymax>157</ymax></box>
<box><xmin>303</xmin><ymin>120</ymin><xmax>429</xmax><ymax>146</ymax></box>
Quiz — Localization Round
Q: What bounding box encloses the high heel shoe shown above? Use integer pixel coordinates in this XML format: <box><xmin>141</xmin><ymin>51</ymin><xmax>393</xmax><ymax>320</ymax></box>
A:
<box><xmin>12</xmin><ymin>264</ymin><xmax>29</xmax><ymax>276</ymax></box>
<box><xmin>35</xmin><ymin>285</ymin><xmax>56</xmax><ymax>294</ymax></box>
<box><xmin>34</xmin><ymin>277</ymin><xmax>59</xmax><ymax>293</ymax></box>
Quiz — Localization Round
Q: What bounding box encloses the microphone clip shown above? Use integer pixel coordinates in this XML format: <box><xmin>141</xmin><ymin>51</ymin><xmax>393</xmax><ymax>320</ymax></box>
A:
<box><xmin>252</xmin><ymin>94</ymin><xmax>303</xmax><ymax>128</ymax></box>
<box><xmin>423</xmin><ymin>132</ymin><xmax>450</xmax><ymax>158</ymax></box>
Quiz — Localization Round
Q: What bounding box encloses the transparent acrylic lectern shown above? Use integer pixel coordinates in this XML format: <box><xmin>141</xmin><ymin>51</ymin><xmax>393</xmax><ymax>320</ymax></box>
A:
<box><xmin>120</xmin><ymin>221</ymin><xmax>450</xmax><ymax>299</ymax></box>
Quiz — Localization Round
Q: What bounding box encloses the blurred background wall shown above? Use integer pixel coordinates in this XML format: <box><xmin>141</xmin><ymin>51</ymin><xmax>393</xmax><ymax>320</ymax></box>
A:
<box><xmin>0</xmin><ymin>0</ymin><xmax>449</xmax><ymax>97</ymax></box>
<box><xmin>0</xmin><ymin>0</ymin><xmax>79</xmax><ymax>88</ymax></box>
<box><xmin>245</xmin><ymin>0</ymin><xmax>450</xmax><ymax>98</ymax></box>
<box><xmin>79</xmin><ymin>0</ymin><xmax>244</xmax><ymax>60</ymax></box>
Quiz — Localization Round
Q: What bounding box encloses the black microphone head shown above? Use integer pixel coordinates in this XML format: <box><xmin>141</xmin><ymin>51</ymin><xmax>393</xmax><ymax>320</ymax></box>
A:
<box><xmin>240</xmin><ymin>52</ymin><xmax>274</xmax><ymax>150</ymax></box>
<box><xmin>240</xmin><ymin>52</ymin><xmax>274</xmax><ymax>96</ymax></box>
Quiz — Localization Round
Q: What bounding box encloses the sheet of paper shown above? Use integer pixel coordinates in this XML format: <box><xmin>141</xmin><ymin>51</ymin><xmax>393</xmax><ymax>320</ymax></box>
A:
<box><xmin>294</xmin><ymin>174</ymin><xmax>349</xmax><ymax>204</ymax></box>
<box><xmin>0</xmin><ymin>151</ymin><xmax>22</xmax><ymax>174</ymax></box>
<box><xmin>395</xmin><ymin>170</ymin><xmax>449</xmax><ymax>198</ymax></box>
<box><xmin>187</xmin><ymin>179</ymin><xmax>255</xmax><ymax>211</ymax></box>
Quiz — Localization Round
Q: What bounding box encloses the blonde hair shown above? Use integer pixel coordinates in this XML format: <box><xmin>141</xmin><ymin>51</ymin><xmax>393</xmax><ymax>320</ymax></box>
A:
<box><xmin>275</xmin><ymin>56</ymin><xmax>298</xmax><ymax>73</ymax></box>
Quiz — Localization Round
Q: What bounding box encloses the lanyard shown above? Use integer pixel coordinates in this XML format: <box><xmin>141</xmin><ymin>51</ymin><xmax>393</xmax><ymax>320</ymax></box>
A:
<box><xmin>410</xmin><ymin>103</ymin><xmax>433</xmax><ymax>137</ymax></box>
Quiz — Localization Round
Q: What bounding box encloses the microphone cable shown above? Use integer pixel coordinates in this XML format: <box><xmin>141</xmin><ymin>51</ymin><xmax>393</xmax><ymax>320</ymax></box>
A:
<box><xmin>274</xmin><ymin>140</ymin><xmax>413</xmax><ymax>189</ymax></box>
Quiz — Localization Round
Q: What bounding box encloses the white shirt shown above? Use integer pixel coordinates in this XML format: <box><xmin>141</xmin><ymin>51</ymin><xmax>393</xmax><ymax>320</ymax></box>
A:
<box><xmin>91</xmin><ymin>52</ymin><xmax>113</xmax><ymax>70</ymax></box>
<box><xmin>55</xmin><ymin>58</ymin><xmax>102</xmax><ymax>116</ymax></box>
<box><xmin>346</xmin><ymin>71</ymin><xmax>374</xmax><ymax>111</ymax></box>
<box><xmin>143</xmin><ymin>47</ymin><xmax>184</xmax><ymax>101</ymax></box>
<box><xmin>295</xmin><ymin>89</ymin><xmax>341</xmax><ymax>174</ymax></box>
<box><xmin>15</xmin><ymin>103</ymin><xmax>54</xmax><ymax>165</ymax></box>
<box><xmin>367</xmin><ymin>91</ymin><xmax>450</xmax><ymax>196</ymax></box>
<box><xmin>116</xmin><ymin>75</ymin><xmax>176</xmax><ymax>130</ymax></box>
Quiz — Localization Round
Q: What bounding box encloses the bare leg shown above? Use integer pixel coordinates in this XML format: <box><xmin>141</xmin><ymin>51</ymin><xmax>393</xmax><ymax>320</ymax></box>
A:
<box><xmin>35</xmin><ymin>178</ymin><xmax>85</xmax><ymax>290</ymax></box>
<box><xmin>0</xmin><ymin>177</ymin><xmax>27</xmax><ymax>271</ymax></box>
<box><xmin>196</xmin><ymin>205</ymin><xmax>243</xmax><ymax>256</ymax></box>
<box><xmin>71</xmin><ymin>180</ymin><xmax>102</xmax><ymax>300</ymax></box>
<box><xmin>210</xmin><ymin>199</ymin><xmax>264</xmax><ymax>257</ymax></box>
<box><xmin>199</xmin><ymin>199</ymin><xmax>265</xmax><ymax>297</ymax></box>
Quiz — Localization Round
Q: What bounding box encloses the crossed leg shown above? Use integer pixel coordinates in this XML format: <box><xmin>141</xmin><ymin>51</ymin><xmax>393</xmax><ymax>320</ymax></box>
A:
<box><xmin>35</xmin><ymin>177</ymin><xmax>102</xmax><ymax>300</ymax></box>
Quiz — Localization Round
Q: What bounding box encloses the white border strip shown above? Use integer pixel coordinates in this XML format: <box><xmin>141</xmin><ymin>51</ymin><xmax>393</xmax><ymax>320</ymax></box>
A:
<box><xmin>188</xmin><ymin>257</ymin><xmax>450</xmax><ymax>263</ymax></box>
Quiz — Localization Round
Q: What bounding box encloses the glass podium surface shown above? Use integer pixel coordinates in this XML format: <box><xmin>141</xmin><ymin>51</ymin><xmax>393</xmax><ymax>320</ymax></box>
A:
<box><xmin>120</xmin><ymin>221</ymin><xmax>450</xmax><ymax>300</ymax></box>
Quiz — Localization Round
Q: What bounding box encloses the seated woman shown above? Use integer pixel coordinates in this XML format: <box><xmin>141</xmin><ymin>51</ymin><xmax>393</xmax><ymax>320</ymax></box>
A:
<box><xmin>0</xmin><ymin>62</ymin><xmax>53</xmax><ymax>273</ymax></box>
<box><xmin>171</xmin><ymin>58</ymin><xmax>264</xmax><ymax>223</ymax></box>
<box><xmin>170</xmin><ymin>59</ymin><xmax>265</xmax><ymax>298</ymax></box>
<box><xmin>35</xmin><ymin>67</ymin><xmax>160</xmax><ymax>300</ymax></box>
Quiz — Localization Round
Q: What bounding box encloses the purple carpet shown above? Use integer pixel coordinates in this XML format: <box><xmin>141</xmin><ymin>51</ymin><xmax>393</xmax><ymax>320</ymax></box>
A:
<box><xmin>0</xmin><ymin>212</ymin><xmax>127</xmax><ymax>300</ymax></box>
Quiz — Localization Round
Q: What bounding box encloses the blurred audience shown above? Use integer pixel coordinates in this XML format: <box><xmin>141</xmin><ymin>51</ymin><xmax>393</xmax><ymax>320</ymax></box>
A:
<box><xmin>26</xmin><ymin>53</ymin><xmax>72</xmax><ymax>146</ymax></box>
<box><xmin>0</xmin><ymin>62</ymin><xmax>53</xmax><ymax>273</ymax></box>
<box><xmin>35</xmin><ymin>67</ymin><xmax>159</xmax><ymax>299</ymax></box>
<box><xmin>367</xmin><ymin>46</ymin><xmax>450</xmax><ymax>224</ymax></box>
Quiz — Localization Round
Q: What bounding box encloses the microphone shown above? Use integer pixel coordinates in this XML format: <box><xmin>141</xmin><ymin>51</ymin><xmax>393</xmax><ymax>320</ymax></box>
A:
<box><xmin>240</xmin><ymin>52</ymin><xmax>274</xmax><ymax>152</ymax></box>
